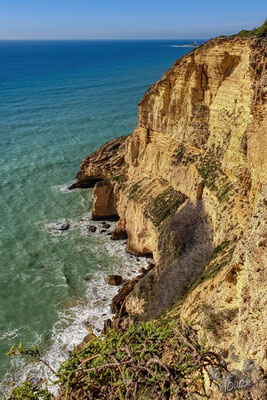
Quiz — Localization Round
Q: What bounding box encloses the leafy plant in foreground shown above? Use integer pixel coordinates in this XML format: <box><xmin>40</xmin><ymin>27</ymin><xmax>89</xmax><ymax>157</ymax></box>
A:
<box><xmin>5</xmin><ymin>320</ymin><xmax>225</xmax><ymax>399</ymax></box>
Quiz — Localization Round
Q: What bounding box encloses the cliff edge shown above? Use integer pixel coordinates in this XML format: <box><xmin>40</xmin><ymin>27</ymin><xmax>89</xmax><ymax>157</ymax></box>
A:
<box><xmin>69</xmin><ymin>35</ymin><xmax>267</xmax><ymax>399</ymax></box>
<box><xmin>74</xmin><ymin>35</ymin><xmax>267</xmax><ymax>369</ymax></box>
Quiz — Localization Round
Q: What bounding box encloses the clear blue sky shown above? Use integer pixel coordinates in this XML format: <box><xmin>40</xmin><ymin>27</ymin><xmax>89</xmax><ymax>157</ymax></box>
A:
<box><xmin>0</xmin><ymin>0</ymin><xmax>266</xmax><ymax>39</ymax></box>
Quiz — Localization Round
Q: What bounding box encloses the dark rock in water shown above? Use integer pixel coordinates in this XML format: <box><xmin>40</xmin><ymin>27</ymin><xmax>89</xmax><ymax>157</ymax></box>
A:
<box><xmin>100</xmin><ymin>229</ymin><xmax>107</xmax><ymax>234</ymax></box>
<box><xmin>139</xmin><ymin>267</ymin><xmax>147</xmax><ymax>274</ymax></box>
<box><xmin>111</xmin><ymin>228</ymin><xmax>128</xmax><ymax>240</ymax></box>
<box><xmin>88</xmin><ymin>225</ymin><xmax>97</xmax><ymax>233</ymax></box>
<box><xmin>58</xmin><ymin>222</ymin><xmax>70</xmax><ymax>231</ymax></box>
<box><xmin>145</xmin><ymin>253</ymin><xmax>153</xmax><ymax>259</ymax></box>
<box><xmin>108</xmin><ymin>275</ymin><xmax>122</xmax><ymax>286</ymax></box>
<box><xmin>68</xmin><ymin>177</ymin><xmax>100</xmax><ymax>190</ymax></box>
<box><xmin>93</xmin><ymin>299</ymin><xmax>104</xmax><ymax>307</ymax></box>
<box><xmin>68</xmin><ymin>182</ymin><xmax>78</xmax><ymax>190</ymax></box>
<box><xmin>147</xmin><ymin>262</ymin><xmax>155</xmax><ymax>270</ymax></box>
<box><xmin>102</xmin><ymin>223</ymin><xmax>111</xmax><ymax>229</ymax></box>
<box><xmin>111</xmin><ymin>279</ymin><xmax>135</xmax><ymax>314</ymax></box>
<box><xmin>138</xmin><ymin>263</ymin><xmax>155</xmax><ymax>276</ymax></box>
<box><xmin>84</xmin><ymin>273</ymin><xmax>93</xmax><ymax>281</ymax></box>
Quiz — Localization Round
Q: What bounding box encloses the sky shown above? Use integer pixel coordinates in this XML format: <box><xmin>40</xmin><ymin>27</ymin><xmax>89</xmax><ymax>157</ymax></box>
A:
<box><xmin>0</xmin><ymin>0</ymin><xmax>266</xmax><ymax>40</ymax></box>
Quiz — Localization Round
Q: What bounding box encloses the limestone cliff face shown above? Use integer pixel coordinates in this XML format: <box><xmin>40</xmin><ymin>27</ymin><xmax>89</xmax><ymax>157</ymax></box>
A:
<box><xmin>74</xmin><ymin>36</ymin><xmax>266</xmax><ymax>372</ymax></box>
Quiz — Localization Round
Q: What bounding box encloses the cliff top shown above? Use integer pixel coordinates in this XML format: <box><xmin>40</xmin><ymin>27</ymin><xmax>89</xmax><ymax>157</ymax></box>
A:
<box><xmin>222</xmin><ymin>18</ymin><xmax>267</xmax><ymax>38</ymax></box>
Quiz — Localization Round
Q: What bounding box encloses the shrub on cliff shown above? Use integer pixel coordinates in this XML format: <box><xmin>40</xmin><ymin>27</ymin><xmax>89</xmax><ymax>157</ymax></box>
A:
<box><xmin>237</xmin><ymin>19</ymin><xmax>267</xmax><ymax>37</ymax></box>
<box><xmin>255</xmin><ymin>18</ymin><xmax>267</xmax><ymax>37</ymax></box>
<box><xmin>6</xmin><ymin>320</ymin><xmax>224</xmax><ymax>400</ymax></box>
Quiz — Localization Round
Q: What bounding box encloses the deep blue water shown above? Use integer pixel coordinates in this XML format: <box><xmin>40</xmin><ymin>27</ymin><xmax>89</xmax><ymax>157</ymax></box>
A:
<box><xmin>0</xmin><ymin>39</ymin><xmax>203</xmax><ymax>394</ymax></box>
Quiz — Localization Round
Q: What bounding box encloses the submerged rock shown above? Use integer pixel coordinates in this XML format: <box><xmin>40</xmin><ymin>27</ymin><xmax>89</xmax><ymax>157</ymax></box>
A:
<box><xmin>84</xmin><ymin>273</ymin><xmax>93</xmax><ymax>281</ymax></box>
<box><xmin>57</xmin><ymin>222</ymin><xmax>70</xmax><ymax>231</ymax></box>
<box><xmin>88</xmin><ymin>225</ymin><xmax>97</xmax><ymax>232</ymax></box>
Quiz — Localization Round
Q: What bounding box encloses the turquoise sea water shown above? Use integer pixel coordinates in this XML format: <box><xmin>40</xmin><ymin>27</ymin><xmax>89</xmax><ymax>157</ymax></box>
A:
<box><xmin>0</xmin><ymin>40</ymin><xmax>201</xmax><ymax>395</ymax></box>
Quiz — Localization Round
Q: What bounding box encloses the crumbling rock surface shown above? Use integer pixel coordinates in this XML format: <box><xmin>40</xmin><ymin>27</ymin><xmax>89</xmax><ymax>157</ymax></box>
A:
<box><xmin>74</xmin><ymin>35</ymin><xmax>267</xmax><ymax>381</ymax></box>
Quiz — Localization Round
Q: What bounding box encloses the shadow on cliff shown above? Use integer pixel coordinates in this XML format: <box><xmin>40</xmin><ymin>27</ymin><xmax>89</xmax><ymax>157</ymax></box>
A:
<box><xmin>133</xmin><ymin>200</ymin><xmax>213</xmax><ymax>319</ymax></box>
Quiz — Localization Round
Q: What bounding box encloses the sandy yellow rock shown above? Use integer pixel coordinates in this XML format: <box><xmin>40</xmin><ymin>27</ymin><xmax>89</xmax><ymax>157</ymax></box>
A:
<box><xmin>75</xmin><ymin>36</ymin><xmax>267</xmax><ymax>377</ymax></box>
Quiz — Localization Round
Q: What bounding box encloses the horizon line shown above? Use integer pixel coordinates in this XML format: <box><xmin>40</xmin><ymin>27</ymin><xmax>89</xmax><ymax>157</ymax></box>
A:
<box><xmin>0</xmin><ymin>37</ymin><xmax>209</xmax><ymax>41</ymax></box>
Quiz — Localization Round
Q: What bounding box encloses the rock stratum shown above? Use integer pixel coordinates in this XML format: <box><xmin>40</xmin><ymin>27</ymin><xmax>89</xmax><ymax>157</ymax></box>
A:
<box><xmin>68</xmin><ymin>35</ymin><xmax>267</xmax><ymax>399</ymax></box>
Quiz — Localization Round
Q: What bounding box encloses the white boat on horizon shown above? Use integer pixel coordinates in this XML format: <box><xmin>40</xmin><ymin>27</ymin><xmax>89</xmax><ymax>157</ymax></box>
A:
<box><xmin>171</xmin><ymin>41</ymin><xmax>198</xmax><ymax>48</ymax></box>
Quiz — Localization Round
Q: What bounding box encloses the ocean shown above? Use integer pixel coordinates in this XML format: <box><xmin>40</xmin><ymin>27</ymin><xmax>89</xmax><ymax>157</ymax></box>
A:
<box><xmin>0</xmin><ymin>39</ymin><xmax>201</xmax><ymax>395</ymax></box>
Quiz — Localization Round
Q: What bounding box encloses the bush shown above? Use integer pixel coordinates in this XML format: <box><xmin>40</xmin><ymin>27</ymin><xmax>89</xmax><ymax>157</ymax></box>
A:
<box><xmin>236</xmin><ymin>19</ymin><xmax>267</xmax><ymax>38</ymax></box>
<box><xmin>6</xmin><ymin>320</ymin><xmax>225</xmax><ymax>400</ymax></box>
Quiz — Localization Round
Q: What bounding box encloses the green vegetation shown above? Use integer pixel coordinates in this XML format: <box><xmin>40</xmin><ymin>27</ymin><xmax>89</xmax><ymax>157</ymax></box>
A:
<box><xmin>216</xmin><ymin>181</ymin><xmax>233</xmax><ymax>203</ymax></box>
<box><xmin>95</xmin><ymin>179</ymin><xmax>110</xmax><ymax>187</ymax></box>
<box><xmin>110</xmin><ymin>174</ymin><xmax>125</xmax><ymax>184</ymax></box>
<box><xmin>237</xmin><ymin>30</ymin><xmax>251</xmax><ymax>38</ymax></box>
<box><xmin>127</xmin><ymin>180</ymin><xmax>144</xmax><ymax>201</ymax></box>
<box><xmin>6</xmin><ymin>320</ymin><xmax>224</xmax><ymax>400</ymax></box>
<box><xmin>110</xmin><ymin>174</ymin><xmax>127</xmax><ymax>190</ymax></box>
<box><xmin>171</xmin><ymin>144</ymin><xmax>185</xmax><ymax>163</ymax></box>
<box><xmin>5</xmin><ymin>380</ymin><xmax>52</xmax><ymax>400</ymax></box>
<box><xmin>195</xmin><ymin>150</ymin><xmax>234</xmax><ymax>203</ymax></box>
<box><xmin>196</xmin><ymin>150</ymin><xmax>221</xmax><ymax>191</ymax></box>
<box><xmin>171</xmin><ymin>144</ymin><xmax>197</xmax><ymax>166</ymax></box>
<box><xmin>5</xmin><ymin>343</ymin><xmax>56</xmax><ymax>400</ymax></box>
<box><xmin>172</xmin><ymin>145</ymin><xmax>233</xmax><ymax>203</ymax></box>
<box><xmin>235</xmin><ymin>19</ymin><xmax>267</xmax><ymax>38</ymax></box>
<box><xmin>186</xmin><ymin>240</ymin><xmax>237</xmax><ymax>293</ymax></box>
<box><xmin>206</xmin><ymin>240</ymin><xmax>231</xmax><ymax>263</ymax></box>
<box><xmin>6</xmin><ymin>342</ymin><xmax>57</xmax><ymax>375</ymax></box>
<box><xmin>201</xmin><ymin>304</ymin><xmax>239</xmax><ymax>338</ymax></box>
<box><xmin>255</xmin><ymin>19</ymin><xmax>267</xmax><ymax>37</ymax></box>
<box><xmin>144</xmin><ymin>188</ymin><xmax>187</xmax><ymax>228</ymax></box>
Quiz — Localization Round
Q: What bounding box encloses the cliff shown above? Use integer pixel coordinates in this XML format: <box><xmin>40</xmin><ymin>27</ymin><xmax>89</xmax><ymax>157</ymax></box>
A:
<box><xmin>5</xmin><ymin>29</ymin><xmax>267</xmax><ymax>400</ymax></box>
<box><xmin>73</xmin><ymin>34</ymin><xmax>267</xmax><ymax>384</ymax></box>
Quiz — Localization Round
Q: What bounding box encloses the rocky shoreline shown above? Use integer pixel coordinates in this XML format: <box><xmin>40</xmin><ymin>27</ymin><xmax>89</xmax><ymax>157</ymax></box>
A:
<box><xmin>71</xmin><ymin>215</ymin><xmax>156</xmax><ymax>350</ymax></box>
<box><xmin>70</xmin><ymin>33</ymin><xmax>267</xmax><ymax>376</ymax></box>
<box><xmin>6</xmin><ymin>29</ymin><xmax>266</xmax><ymax>400</ymax></box>
<box><xmin>74</xmin><ymin>259</ymin><xmax>155</xmax><ymax>354</ymax></box>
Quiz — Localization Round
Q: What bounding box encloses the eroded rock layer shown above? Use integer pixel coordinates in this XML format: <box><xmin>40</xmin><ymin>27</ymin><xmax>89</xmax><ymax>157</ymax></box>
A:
<box><xmin>74</xmin><ymin>36</ymin><xmax>267</xmax><ymax>373</ymax></box>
